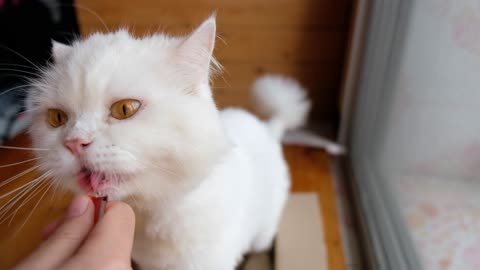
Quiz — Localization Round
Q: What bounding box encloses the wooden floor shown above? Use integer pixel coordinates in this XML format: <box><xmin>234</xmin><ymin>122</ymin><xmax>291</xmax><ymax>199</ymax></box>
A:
<box><xmin>0</xmin><ymin>134</ymin><xmax>345</xmax><ymax>270</ymax></box>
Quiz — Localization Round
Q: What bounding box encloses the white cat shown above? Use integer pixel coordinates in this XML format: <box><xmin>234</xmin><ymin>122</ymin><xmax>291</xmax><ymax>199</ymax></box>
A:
<box><xmin>27</xmin><ymin>16</ymin><xmax>311</xmax><ymax>270</ymax></box>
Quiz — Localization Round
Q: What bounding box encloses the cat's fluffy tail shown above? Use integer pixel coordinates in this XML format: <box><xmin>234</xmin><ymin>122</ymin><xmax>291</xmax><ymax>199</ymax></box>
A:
<box><xmin>252</xmin><ymin>75</ymin><xmax>312</xmax><ymax>140</ymax></box>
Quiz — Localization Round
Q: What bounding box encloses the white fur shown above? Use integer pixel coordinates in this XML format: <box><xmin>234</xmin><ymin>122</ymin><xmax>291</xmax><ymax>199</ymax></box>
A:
<box><xmin>283</xmin><ymin>130</ymin><xmax>346</xmax><ymax>155</ymax></box>
<box><xmin>252</xmin><ymin>75</ymin><xmax>311</xmax><ymax>139</ymax></box>
<box><xmin>27</xmin><ymin>16</ymin><xmax>310</xmax><ymax>270</ymax></box>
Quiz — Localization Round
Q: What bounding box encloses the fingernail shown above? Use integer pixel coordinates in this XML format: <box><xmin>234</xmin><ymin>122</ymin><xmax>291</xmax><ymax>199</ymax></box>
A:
<box><xmin>66</xmin><ymin>195</ymin><xmax>89</xmax><ymax>217</ymax></box>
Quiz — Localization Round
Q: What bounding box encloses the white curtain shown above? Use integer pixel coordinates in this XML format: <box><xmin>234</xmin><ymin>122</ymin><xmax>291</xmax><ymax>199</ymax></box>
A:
<box><xmin>373</xmin><ymin>1</ymin><xmax>480</xmax><ymax>269</ymax></box>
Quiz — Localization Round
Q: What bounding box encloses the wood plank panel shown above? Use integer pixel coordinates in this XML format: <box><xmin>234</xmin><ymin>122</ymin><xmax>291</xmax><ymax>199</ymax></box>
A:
<box><xmin>74</xmin><ymin>0</ymin><xmax>352</xmax><ymax>123</ymax></box>
<box><xmin>76</xmin><ymin>0</ymin><xmax>351</xmax><ymax>29</ymax></box>
<box><xmin>77</xmin><ymin>25</ymin><xmax>347</xmax><ymax>65</ymax></box>
<box><xmin>213</xmin><ymin>62</ymin><xmax>343</xmax><ymax>112</ymax></box>
<box><xmin>215</xmin><ymin>28</ymin><xmax>346</xmax><ymax>64</ymax></box>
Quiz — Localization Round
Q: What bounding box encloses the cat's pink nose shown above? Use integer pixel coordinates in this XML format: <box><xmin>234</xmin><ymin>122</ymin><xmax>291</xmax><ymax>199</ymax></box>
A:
<box><xmin>64</xmin><ymin>138</ymin><xmax>92</xmax><ymax>156</ymax></box>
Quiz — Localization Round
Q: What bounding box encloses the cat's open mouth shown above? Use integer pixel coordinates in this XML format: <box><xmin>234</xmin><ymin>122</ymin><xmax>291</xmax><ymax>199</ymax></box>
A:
<box><xmin>77</xmin><ymin>167</ymin><xmax>109</xmax><ymax>194</ymax></box>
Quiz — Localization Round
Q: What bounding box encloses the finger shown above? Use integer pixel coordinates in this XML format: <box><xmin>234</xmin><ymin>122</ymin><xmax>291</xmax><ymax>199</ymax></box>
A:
<box><xmin>41</xmin><ymin>217</ymin><xmax>64</xmax><ymax>240</ymax></box>
<box><xmin>67</xmin><ymin>201</ymin><xmax>135</xmax><ymax>268</ymax></box>
<box><xmin>13</xmin><ymin>195</ymin><xmax>94</xmax><ymax>270</ymax></box>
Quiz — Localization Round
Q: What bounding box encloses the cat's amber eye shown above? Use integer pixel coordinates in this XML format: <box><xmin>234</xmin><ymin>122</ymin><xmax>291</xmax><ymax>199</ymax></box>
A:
<box><xmin>47</xmin><ymin>109</ymin><xmax>68</xmax><ymax>128</ymax></box>
<box><xmin>110</xmin><ymin>99</ymin><xmax>141</xmax><ymax>120</ymax></box>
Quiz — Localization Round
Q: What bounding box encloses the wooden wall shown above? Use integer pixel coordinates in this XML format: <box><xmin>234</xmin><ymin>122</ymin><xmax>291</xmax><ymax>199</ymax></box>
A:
<box><xmin>76</xmin><ymin>0</ymin><xmax>352</xmax><ymax>124</ymax></box>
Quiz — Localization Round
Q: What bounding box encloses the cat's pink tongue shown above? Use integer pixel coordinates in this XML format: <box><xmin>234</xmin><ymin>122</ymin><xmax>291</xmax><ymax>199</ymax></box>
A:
<box><xmin>78</xmin><ymin>170</ymin><xmax>105</xmax><ymax>192</ymax></box>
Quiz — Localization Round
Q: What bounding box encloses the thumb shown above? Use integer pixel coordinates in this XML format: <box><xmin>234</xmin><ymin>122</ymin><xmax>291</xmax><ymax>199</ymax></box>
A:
<box><xmin>14</xmin><ymin>195</ymin><xmax>95</xmax><ymax>270</ymax></box>
<box><xmin>65</xmin><ymin>201</ymin><xmax>135</xmax><ymax>269</ymax></box>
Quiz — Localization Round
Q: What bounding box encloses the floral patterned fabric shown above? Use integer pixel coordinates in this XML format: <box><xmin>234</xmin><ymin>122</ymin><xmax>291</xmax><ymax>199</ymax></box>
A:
<box><xmin>393</xmin><ymin>174</ymin><xmax>480</xmax><ymax>270</ymax></box>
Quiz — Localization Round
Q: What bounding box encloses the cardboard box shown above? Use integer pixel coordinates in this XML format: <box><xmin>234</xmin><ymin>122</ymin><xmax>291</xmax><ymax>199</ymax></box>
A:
<box><xmin>240</xmin><ymin>193</ymin><xmax>327</xmax><ymax>270</ymax></box>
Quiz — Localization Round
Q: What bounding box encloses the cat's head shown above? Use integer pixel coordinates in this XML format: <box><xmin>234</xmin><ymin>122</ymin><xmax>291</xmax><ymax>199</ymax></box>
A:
<box><xmin>27</xmin><ymin>16</ymin><xmax>230</xmax><ymax>201</ymax></box>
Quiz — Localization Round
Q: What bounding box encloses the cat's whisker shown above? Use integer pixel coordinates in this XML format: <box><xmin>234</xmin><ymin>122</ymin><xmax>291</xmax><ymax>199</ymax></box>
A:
<box><xmin>0</xmin><ymin>168</ymin><xmax>42</xmax><ymax>200</ymax></box>
<box><xmin>0</xmin><ymin>165</ymin><xmax>39</xmax><ymax>189</ymax></box>
<box><xmin>0</xmin><ymin>63</ymin><xmax>38</xmax><ymax>70</ymax></box>
<box><xmin>48</xmin><ymin>176</ymin><xmax>62</xmax><ymax>205</ymax></box>
<box><xmin>128</xmin><ymin>176</ymin><xmax>143</xmax><ymax>207</ymax></box>
<box><xmin>0</xmin><ymin>45</ymin><xmax>42</xmax><ymax>71</ymax></box>
<box><xmin>0</xmin><ymin>68</ymin><xmax>40</xmax><ymax>77</ymax></box>
<box><xmin>128</xmin><ymin>194</ymin><xmax>140</xmax><ymax>207</ymax></box>
<box><xmin>138</xmin><ymin>158</ymin><xmax>180</xmax><ymax>178</ymax></box>
<box><xmin>0</xmin><ymin>178</ymin><xmax>45</xmax><ymax>219</ymax></box>
<box><xmin>152</xmin><ymin>164</ymin><xmax>180</xmax><ymax>178</ymax></box>
<box><xmin>0</xmin><ymin>157</ymin><xmax>39</xmax><ymax>168</ymax></box>
<box><xmin>0</xmin><ymin>74</ymin><xmax>32</xmax><ymax>82</ymax></box>
<box><xmin>0</xmin><ymin>170</ymin><xmax>50</xmax><ymax>221</ymax></box>
<box><xmin>8</xmin><ymin>173</ymin><xmax>51</xmax><ymax>217</ymax></box>
<box><xmin>1</xmin><ymin>173</ymin><xmax>51</xmax><ymax>224</ymax></box>
<box><xmin>1</xmin><ymin>175</ymin><xmax>45</xmax><ymax>209</ymax></box>
<box><xmin>0</xmin><ymin>183</ymin><xmax>44</xmax><ymax>224</ymax></box>
<box><xmin>216</xmin><ymin>33</ymin><xmax>227</xmax><ymax>46</ymax></box>
<box><xmin>60</xmin><ymin>3</ymin><xmax>109</xmax><ymax>32</ymax></box>
<box><xmin>0</xmin><ymin>84</ymin><xmax>32</xmax><ymax>97</ymax></box>
<box><xmin>53</xmin><ymin>31</ymin><xmax>78</xmax><ymax>39</ymax></box>
<box><xmin>128</xmin><ymin>134</ymin><xmax>202</xmax><ymax>155</ymax></box>
<box><xmin>117</xmin><ymin>145</ymin><xmax>182</xmax><ymax>178</ymax></box>
<box><xmin>211</xmin><ymin>86</ymin><xmax>229</xmax><ymax>90</ymax></box>
<box><xmin>22</xmin><ymin>107</ymin><xmax>41</xmax><ymax>113</ymax></box>
<box><xmin>16</xmin><ymin>178</ymin><xmax>55</xmax><ymax>233</ymax></box>
<box><xmin>0</xmin><ymin>145</ymin><xmax>50</xmax><ymax>151</ymax></box>
<box><xmin>0</xmin><ymin>169</ymin><xmax>47</xmax><ymax>207</ymax></box>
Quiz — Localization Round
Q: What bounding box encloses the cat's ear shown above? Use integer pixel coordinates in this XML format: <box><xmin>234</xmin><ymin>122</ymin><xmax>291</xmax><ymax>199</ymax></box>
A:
<box><xmin>51</xmin><ymin>40</ymin><xmax>72</xmax><ymax>62</ymax></box>
<box><xmin>176</xmin><ymin>15</ymin><xmax>216</xmax><ymax>81</ymax></box>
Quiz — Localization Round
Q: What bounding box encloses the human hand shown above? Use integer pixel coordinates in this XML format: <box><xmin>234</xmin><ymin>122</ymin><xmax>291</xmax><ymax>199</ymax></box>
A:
<box><xmin>13</xmin><ymin>195</ymin><xmax>135</xmax><ymax>270</ymax></box>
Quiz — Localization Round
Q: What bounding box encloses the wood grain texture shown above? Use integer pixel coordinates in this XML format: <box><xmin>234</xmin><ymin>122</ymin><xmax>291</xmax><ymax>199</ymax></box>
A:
<box><xmin>75</xmin><ymin>0</ymin><xmax>352</xmax><ymax>123</ymax></box>
<box><xmin>76</xmin><ymin>0</ymin><xmax>351</xmax><ymax>28</ymax></box>
<box><xmin>0</xmin><ymin>135</ymin><xmax>345</xmax><ymax>270</ymax></box>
